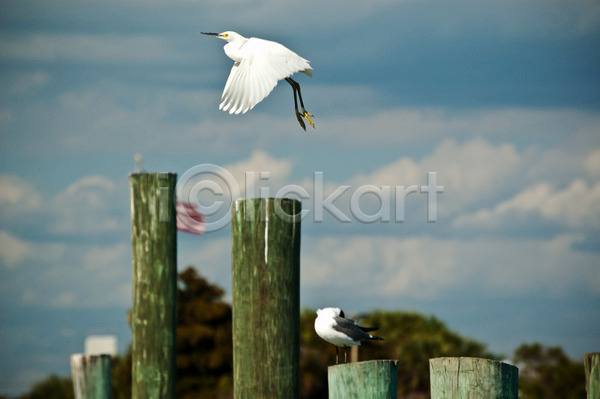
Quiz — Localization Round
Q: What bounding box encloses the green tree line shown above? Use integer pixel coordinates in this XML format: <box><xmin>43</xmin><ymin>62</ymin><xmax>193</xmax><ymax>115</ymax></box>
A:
<box><xmin>7</xmin><ymin>267</ymin><xmax>586</xmax><ymax>399</ymax></box>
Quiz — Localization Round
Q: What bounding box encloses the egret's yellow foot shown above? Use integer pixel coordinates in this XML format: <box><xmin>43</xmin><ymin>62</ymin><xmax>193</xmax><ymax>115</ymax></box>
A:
<box><xmin>295</xmin><ymin>111</ymin><xmax>307</xmax><ymax>131</ymax></box>
<box><xmin>303</xmin><ymin>109</ymin><xmax>315</xmax><ymax>129</ymax></box>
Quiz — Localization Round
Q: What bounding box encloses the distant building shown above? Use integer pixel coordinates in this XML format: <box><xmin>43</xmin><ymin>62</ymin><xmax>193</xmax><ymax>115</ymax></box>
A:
<box><xmin>84</xmin><ymin>335</ymin><xmax>117</xmax><ymax>355</ymax></box>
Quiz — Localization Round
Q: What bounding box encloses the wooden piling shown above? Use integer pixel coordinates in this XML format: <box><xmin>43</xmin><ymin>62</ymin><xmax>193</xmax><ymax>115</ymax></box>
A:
<box><xmin>70</xmin><ymin>354</ymin><xmax>111</xmax><ymax>399</ymax></box>
<box><xmin>231</xmin><ymin>198</ymin><xmax>301</xmax><ymax>399</ymax></box>
<box><xmin>129</xmin><ymin>173</ymin><xmax>177</xmax><ymax>399</ymax></box>
<box><xmin>429</xmin><ymin>357</ymin><xmax>518</xmax><ymax>399</ymax></box>
<box><xmin>585</xmin><ymin>353</ymin><xmax>600</xmax><ymax>399</ymax></box>
<box><xmin>328</xmin><ymin>360</ymin><xmax>399</xmax><ymax>399</ymax></box>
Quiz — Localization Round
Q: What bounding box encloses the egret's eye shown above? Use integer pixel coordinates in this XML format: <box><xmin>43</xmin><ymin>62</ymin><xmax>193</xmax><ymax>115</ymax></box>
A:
<box><xmin>222</xmin><ymin>33</ymin><xmax>228</xmax><ymax>38</ymax></box>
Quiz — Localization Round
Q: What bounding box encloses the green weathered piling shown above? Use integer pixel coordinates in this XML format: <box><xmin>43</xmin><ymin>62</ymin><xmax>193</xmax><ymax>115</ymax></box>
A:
<box><xmin>585</xmin><ymin>353</ymin><xmax>600</xmax><ymax>399</ymax></box>
<box><xmin>129</xmin><ymin>173</ymin><xmax>177</xmax><ymax>399</ymax></box>
<box><xmin>429</xmin><ymin>357</ymin><xmax>518</xmax><ymax>399</ymax></box>
<box><xmin>328</xmin><ymin>360</ymin><xmax>399</xmax><ymax>399</ymax></box>
<box><xmin>70</xmin><ymin>354</ymin><xmax>111</xmax><ymax>399</ymax></box>
<box><xmin>231</xmin><ymin>198</ymin><xmax>301</xmax><ymax>399</ymax></box>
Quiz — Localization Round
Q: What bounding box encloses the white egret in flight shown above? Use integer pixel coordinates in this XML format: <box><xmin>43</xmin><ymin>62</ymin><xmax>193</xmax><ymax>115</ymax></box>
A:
<box><xmin>201</xmin><ymin>31</ymin><xmax>315</xmax><ymax>130</ymax></box>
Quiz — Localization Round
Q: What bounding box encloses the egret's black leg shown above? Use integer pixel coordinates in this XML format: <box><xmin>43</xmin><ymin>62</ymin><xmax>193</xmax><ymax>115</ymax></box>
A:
<box><xmin>286</xmin><ymin>77</ymin><xmax>314</xmax><ymax>130</ymax></box>
<box><xmin>294</xmin><ymin>79</ymin><xmax>307</xmax><ymax>110</ymax></box>
<box><xmin>335</xmin><ymin>346</ymin><xmax>339</xmax><ymax>365</ymax></box>
<box><xmin>285</xmin><ymin>77</ymin><xmax>305</xmax><ymax>130</ymax></box>
<box><xmin>290</xmin><ymin>77</ymin><xmax>314</xmax><ymax>128</ymax></box>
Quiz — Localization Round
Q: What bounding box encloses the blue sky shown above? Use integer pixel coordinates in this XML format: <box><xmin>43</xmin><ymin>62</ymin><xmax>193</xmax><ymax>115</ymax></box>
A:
<box><xmin>1</xmin><ymin>0</ymin><xmax>599</xmax><ymax>395</ymax></box>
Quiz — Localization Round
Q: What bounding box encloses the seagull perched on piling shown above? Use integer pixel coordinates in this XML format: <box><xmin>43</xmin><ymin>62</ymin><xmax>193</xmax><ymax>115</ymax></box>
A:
<box><xmin>201</xmin><ymin>31</ymin><xmax>315</xmax><ymax>131</ymax></box>
<box><xmin>314</xmin><ymin>307</ymin><xmax>384</xmax><ymax>364</ymax></box>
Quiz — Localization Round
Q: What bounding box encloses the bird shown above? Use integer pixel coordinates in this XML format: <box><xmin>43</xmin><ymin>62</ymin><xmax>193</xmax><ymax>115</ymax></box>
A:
<box><xmin>314</xmin><ymin>307</ymin><xmax>384</xmax><ymax>364</ymax></box>
<box><xmin>201</xmin><ymin>31</ymin><xmax>315</xmax><ymax>131</ymax></box>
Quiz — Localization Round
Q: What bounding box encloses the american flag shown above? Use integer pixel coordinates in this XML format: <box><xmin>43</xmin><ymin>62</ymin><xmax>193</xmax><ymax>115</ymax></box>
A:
<box><xmin>176</xmin><ymin>200</ymin><xmax>205</xmax><ymax>235</ymax></box>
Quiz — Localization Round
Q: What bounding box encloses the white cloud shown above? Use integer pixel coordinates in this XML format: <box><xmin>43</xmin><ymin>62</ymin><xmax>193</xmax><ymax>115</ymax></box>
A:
<box><xmin>439</xmin><ymin>0</ymin><xmax>600</xmax><ymax>38</ymax></box>
<box><xmin>540</xmin><ymin>180</ymin><xmax>600</xmax><ymax>228</ymax></box>
<box><xmin>317</xmin><ymin>107</ymin><xmax>600</xmax><ymax>154</ymax></box>
<box><xmin>0</xmin><ymin>173</ymin><xmax>128</xmax><ymax>237</ymax></box>
<box><xmin>224</xmin><ymin>150</ymin><xmax>293</xmax><ymax>196</ymax></box>
<box><xmin>20</xmin><ymin>288</ymin><xmax>38</xmax><ymax>305</ymax></box>
<box><xmin>7</xmin><ymin>71</ymin><xmax>50</xmax><ymax>96</ymax></box>
<box><xmin>2</xmin><ymin>240</ymin><xmax>131</xmax><ymax>308</ymax></box>
<box><xmin>215</xmin><ymin>137</ymin><xmax>599</xmax><ymax>230</ymax></box>
<box><xmin>303</xmin><ymin>137</ymin><xmax>521</xmax><ymax>219</ymax></box>
<box><xmin>182</xmin><ymin>0</ymin><xmax>600</xmax><ymax>39</ymax></box>
<box><xmin>61</xmin><ymin>175</ymin><xmax>116</xmax><ymax>196</ymax></box>
<box><xmin>51</xmin><ymin>291</ymin><xmax>76</xmax><ymax>307</ymax></box>
<box><xmin>454</xmin><ymin>180</ymin><xmax>600</xmax><ymax>230</ymax></box>
<box><xmin>337</xmin><ymin>135</ymin><xmax>600</xmax><ymax>228</ymax></box>
<box><xmin>302</xmin><ymin>235</ymin><xmax>458</xmax><ymax>300</ymax></box>
<box><xmin>585</xmin><ymin>148</ymin><xmax>600</xmax><ymax>178</ymax></box>
<box><xmin>3</xmin><ymin>61</ymin><xmax>598</xmax><ymax>159</ymax></box>
<box><xmin>422</xmin><ymin>139</ymin><xmax>521</xmax><ymax>206</ymax></box>
<box><xmin>301</xmin><ymin>233</ymin><xmax>600</xmax><ymax>303</ymax></box>
<box><xmin>316</xmin><ymin>108</ymin><xmax>465</xmax><ymax>146</ymax></box>
<box><xmin>83</xmin><ymin>244</ymin><xmax>129</xmax><ymax>275</ymax></box>
<box><xmin>0</xmin><ymin>139</ymin><xmax>595</xmax><ymax>309</ymax></box>
<box><xmin>0</xmin><ymin>231</ymin><xmax>31</xmax><ymax>268</ymax></box>
<box><xmin>177</xmin><ymin>151</ymin><xmax>295</xmax><ymax>230</ymax></box>
<box><xmin>50</xmin><ymin>175</ymin><xmax>126</xmax><ymax>236</ymax></box>
<box><xmin>0</xmin><ymin>174</ymin><xmax>42</xmax><ymax>216</ymax></box>
<box><xmin>0</xmin><ymin>33</ymin><xmax>189</xmax><ymax>64</ymax></box>
<box><xmin>0</xmin><ymin>231</ymin><xmax>66</xmax><ymax>269</ymax></box>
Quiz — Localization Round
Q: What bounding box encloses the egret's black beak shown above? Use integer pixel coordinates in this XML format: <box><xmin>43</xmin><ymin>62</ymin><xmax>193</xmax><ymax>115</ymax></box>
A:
<box><xmin>201</xmin><ymin>32</ymin><xmax>219</xmax><ymax>36</ymax></box>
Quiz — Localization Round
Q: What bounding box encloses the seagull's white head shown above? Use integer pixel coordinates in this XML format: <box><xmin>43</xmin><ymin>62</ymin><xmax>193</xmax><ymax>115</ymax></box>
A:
<box><xmin>201</xmin><ymin>31</ymin><xmax>244</xmax><ymax>43</ymax></box>
<box><xmin>317</xmin><ymin>307</ymin><xmax>343</xmax><ymax>318</ymax></box>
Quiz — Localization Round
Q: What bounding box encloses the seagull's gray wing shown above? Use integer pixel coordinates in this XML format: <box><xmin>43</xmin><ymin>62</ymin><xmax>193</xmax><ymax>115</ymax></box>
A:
<box><xmin>332</xmin><ymin>316</ymin><xmax>372</xmax><ymax>341</ymax></box>
<box><xmin>338</xmin><ymin>310</ymin><xmax>378</xmax><ymax>332</ymax></box>
<box><xmin>359</xmin><ymin>326</ymin><xmax>379</xmax><ymax>333</ymax></box>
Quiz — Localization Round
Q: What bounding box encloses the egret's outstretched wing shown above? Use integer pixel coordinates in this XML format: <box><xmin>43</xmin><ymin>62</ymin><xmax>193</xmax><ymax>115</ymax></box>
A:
<box><xmin>219</xmin><ymin>38</ymin><xmax>312</xmax><ymax>114</ymax></box>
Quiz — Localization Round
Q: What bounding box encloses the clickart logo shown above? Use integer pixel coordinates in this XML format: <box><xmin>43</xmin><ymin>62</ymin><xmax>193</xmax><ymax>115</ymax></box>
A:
<box><xmin>176</xmin><ymin>164</ymin><xmax>444</xmax><ymax>233</ymax></box>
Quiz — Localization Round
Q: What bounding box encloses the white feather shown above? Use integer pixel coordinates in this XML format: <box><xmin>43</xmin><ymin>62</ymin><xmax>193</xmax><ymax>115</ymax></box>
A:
<box><xmin>207</xmin><ymin>31</ymin><xmax>312</xmax><ymax>115</ymax></box>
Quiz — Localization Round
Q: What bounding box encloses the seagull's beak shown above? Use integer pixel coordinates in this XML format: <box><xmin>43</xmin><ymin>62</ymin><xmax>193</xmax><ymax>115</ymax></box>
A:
<box><xmin>200</xmin><ymin>32</ymin><xmax>219</xmax><ymax>37</ymax></box>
